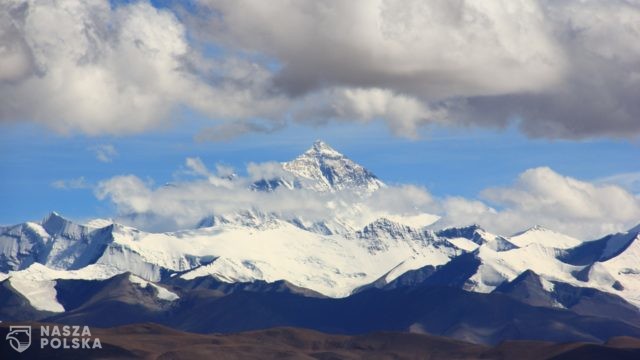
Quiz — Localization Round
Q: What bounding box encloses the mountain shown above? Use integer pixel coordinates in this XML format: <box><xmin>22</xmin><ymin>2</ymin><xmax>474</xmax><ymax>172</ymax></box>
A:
<box><xmin>435</xmin><ymin>224</ymin><xmax>505</xmax><ymax>251</ymax></box>
<box><xmin>0</xmin><ymin>277</ymin><xmax>56</xmax><ymax>321</ymax></box>
<box><xmin>561</xmin><ymin>225</ymin><xmax>640</xmax><ymax>265</ymax></box>
<box><xmin>509</xmin><ymin>225</ymin><xmax>582</xmax><ymax>249</ymax></box>
<box><xmin>0</xmin><ymin>212</ymin><xmax>115</xmax><ymax>273</ymax></box>
<box><xmin>393</xmin><ymin>224</ymin><xmax>640</xmax><ymax>309</ymax></box>
<box><xmin>354</xmin><ymin>264</ymin><xmax>439</xmax><ymax>292</ymax></box>
<box><xmin>50</xmin><ymin>273</ymin><xmax>180</xmax><ymax>327</ymax></box>
<box><xmin>10</xmin><ymin>273</ymin><xmax>638</xmax><ymax>346</ymax></box>
<box><xmin>0</xmin><ymin>214</ymin><xmax>463</xmax><ymax>298</ymax></box>
<box><xmin>0</xmin><ymin>141</ymin><xmax>454</xmax><ymax>298</ymax></box>
<box><xmin>196</xmin><ymin>208</ymin><xmax>357</xmax><ymax>235</ymax></box>
<box><xmin>166</xmin><ymin>276</ymin><xmax>325</xmax><ymax>298</ymax></box>
<box><xmin>252</xmin><ymin>140</ymin><xmax>385</xmax><ymax>193</ymax></box>
<box><xmin>493</xmin><ymin>270</ymin><xmax>640</xmax><ymax>325</ymax></box>
<box><xmin>4</xmin><ymin>268</ymin><xmax>640</xmax><ymax>346</ymax></box>
<box><xmin>2</xmin><ymin>210</ymin><xmax>639</xmax><ymax>310</ymax></box>
<box><xmin>2</xmin><ymin>140</ymin><xmax>640</xmax><ymax>348</ymax></box>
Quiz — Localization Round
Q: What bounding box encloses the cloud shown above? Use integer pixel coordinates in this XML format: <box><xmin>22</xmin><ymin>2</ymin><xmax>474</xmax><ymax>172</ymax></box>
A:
<box><xmin>51</xmin><ymin>177</ymin><xmax>90</xmax><ymax>190</ymax></box>
<box><xmin>363</xmin><ymin>184</ymin><xmax>436</xmax><ymax>214</ymax></box>
<box><xmin>182</xmin><ymin>157</ymin><xmax>236</xmax><ymax>188</ymax></box>
<box><xmin>94</xmin><ymin>159</ymin><xmax>437</xmax><ymax>231</ymax></box>
<box><xmin>436</xmin><ymin>167</ymin><xmax>640</xmax><ymax>239</ymax></box>
<box><xmin>214</xmin><ymin>164</ymin><xmax>236</xmax><ymax>179</ymax></box>
<box><xmin>95</xmin><ymin>175</ymin><xmax>331</xmax><ymax>231</ymax></box>
<box><xmin>2</xmin><ymin>0</ymin><xmax>639</xmax><ymax>139</ymax></box>
<box><xmin>246</xmin><ymin>161</ymin><xmax>290</xmax><ymax>182</ymax></box>
<box><xmin>94</xmin><ymin>157</ymin><xmax>640</xmax><ymax>238</ymax></box>
<box><xmin>290</xmin><ymin>88</ymin><xmax>451</xmax><ymax>138</ymax></box>
<box><xmin>0</xmin><ymin>0</ymin><xmax>285</xmax><ymax>135</ymax></box>
<box><xmin>95</xmin><ymin>175</ymin><xmax>152</xmax><ymax>214</ymax></box>
<box><xmin>185</xmin><ymin>157</ymin><xmax>210</xmax><ymax>177</ymax></box>
<box><xmin>190</xmin><ymin>0</ymin><xmax>640</xmax><ymax>139</ymax></box>
<box><xmin>90</xmin><ymin>144</ymin><xmax>118</xmax><ymax>163</ymax></box>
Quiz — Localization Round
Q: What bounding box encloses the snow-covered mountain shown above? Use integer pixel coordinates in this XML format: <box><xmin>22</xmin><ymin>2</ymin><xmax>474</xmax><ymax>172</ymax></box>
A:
<box><xmin>3</xmin><ymin>211</ymin><xmax>639</xmax><ymax>309</ymax></box>
<box><xmin>411</xmin><ymin>224</ymin><xmax>640</xmax><ymax>307</ymax></box>
<box><xmin>509</xmin><ymin>225</ymin><xmax>582</xmax><ymax>249</ymax></box>
<box><xmin>252</xmin><ymin>140</ymin><xmax>385</xmax><ymax>193</ymax></box>
<box><xmin>1</xmin><ymin>140</ymin><xmax>640</xmax><ymax>319</ymax></box>
<box><xmin>0</xmin><ymin>212</ymin><xmax>465</xmax><ymax>300</ymax></box>
<box><xmin>0</xmin><ymin>212</ymin><xmax>115</xmax><ymax>273</ymax></box>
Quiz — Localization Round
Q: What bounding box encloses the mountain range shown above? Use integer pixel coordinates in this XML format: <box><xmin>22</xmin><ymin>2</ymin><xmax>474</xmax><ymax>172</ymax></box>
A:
<box><xmin>1</xmin><ymin>141</ymin><xmax>639</xmax><ymax>347</ymax></box>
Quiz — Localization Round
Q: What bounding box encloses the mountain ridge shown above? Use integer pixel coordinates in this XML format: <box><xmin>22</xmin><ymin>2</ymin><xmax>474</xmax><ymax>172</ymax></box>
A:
<box><xmin>2</xmin><ymin>140</ymin><xmax>640</xmax><ymax>348</ymax></box>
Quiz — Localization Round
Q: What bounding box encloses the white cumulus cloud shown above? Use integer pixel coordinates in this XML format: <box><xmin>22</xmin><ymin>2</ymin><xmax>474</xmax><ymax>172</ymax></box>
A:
<box><xmin>0</xmin><ymin>0</ymin><xmax>285</xmax><ymax>136</ymax></box>
<box><xmin>437</xmin><ymin>167</ymin><xmax>640</xmax><ymax>239</ymax></box>
<box><xmin>93</xmin><ymin>157</ymin><xmax>640</xmax><ymax>239</ymax></box>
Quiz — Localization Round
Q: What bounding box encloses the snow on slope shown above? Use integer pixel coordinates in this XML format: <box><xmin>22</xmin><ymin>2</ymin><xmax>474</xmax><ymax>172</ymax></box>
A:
<box><xmin>435</xmin><ymin>225</ymin><xmax>502</xmax><ymax>252</ymax></box>
<box><xmin>466</xmin><ymin>243</ymin><xmax>580</xmax><ymax>293</ymax></box>
<box><xmin>85</xmin><ymin>218</ymin><xmax>114</xmax><ymax>228</ymax></box>
<box><xmin>0</xmin><ymin>212</ymin><xmax>464</xmax><ymax>298</ymax></box>
<box><xmin>281</xmin><ymin>140</ymin><xmax>385</xmax><ymax>193</ymax></box>
<box><xmin>384</xmin><ymin>213</ymin><xmax>440</xmax><ymax>229</ymax></box>
<box><xmin>5</xmin><ymin>263</ymin><xmax>121</xmax><ymax>312</ymax></box>
<box><xmin>198</xmin><ymin>208</ymin><xmax>358</xmax><ymax>236</ymax></box>
<box><xmin>443</xmin><ymin>224</ymin><xmax>640</xmax><ymax>307</ymax></box>
<box><xmin>210</xmin><ymin>142</ymin><xmax>430</xmax><ymax>235</ymax></box>
<box><xmin>509</xmin><ymin>225</ymin><xmax>582</xmax><ymax>249</ymax></box>
<box><xmin>168</xmin><ymin>218</ymin><xmax>461</xmax><ymax>297</ymax></box>
<box><xmin>599</xmin><ymin>231</ymin><xmax>640</xmax><ymax>305</ymax></box>
<box><xmin>2</xmin><ymin>140</ymin><xmax>639</xmax><ymax>309</ymax></box>
<box><xmin>3</xmin><ymin>213</ymin><xmax>640</xmax><ymax>307</ymax></box>
<box><xmin>4</xmin><ymin>263</ymin><xmax>181</xmax><ymax>312</ymax></box>
<box><xmin>0</xmin><ymin>212</ymin><xmax>115</xmax><ymax>272</ymax></box>
<box><xmin>444</xmin><ymin>237</ymin><xmax>480</xmax><ymax>252</ymax></box>
<box><xmin>129</xmin><ymin>274</ymin><xmax>179</xmax><ymax>301</ymax></box>
<box><xmin>601</xmin><ymin>229</ymin><xmax>640</xmax><ymax>260</ymax></box>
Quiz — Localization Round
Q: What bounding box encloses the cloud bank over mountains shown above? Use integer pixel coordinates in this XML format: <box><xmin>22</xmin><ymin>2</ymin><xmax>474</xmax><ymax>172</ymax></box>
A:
<box><xmin>94</xmin><ymin>155</ymin><xmax>640</xmax><ymax>240</ymax></box>
<box><xmin>2</xmin><ymin>0</ymin><xmax>639</xmax><ymax>139</ymax></box>
<box><xmin>439</xmin><ymin>167</ymin><xmax>640</xmax><ymax>239</ymax></box>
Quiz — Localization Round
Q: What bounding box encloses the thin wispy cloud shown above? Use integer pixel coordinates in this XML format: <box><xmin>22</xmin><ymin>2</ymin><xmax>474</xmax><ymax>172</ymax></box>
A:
<box><xmin>90</xmin><ymin>144</ymin><xmax>118</xmax><ymax>163</ymax></box>
<box><xmin>51</xmin><ymin>177</ymin><xmax>90</xmax><ymax>190</ymax></box>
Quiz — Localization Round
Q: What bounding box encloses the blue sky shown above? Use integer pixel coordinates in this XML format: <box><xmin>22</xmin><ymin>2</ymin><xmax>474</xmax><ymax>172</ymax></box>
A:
<box><xmin>1</xmin><ymin>0</ymin><xmax>640</xmax><ymax>238</ymax></box>
<box><xmin>2</xmin><ymin>117</ymin><xmax>638</xmax><ymax>225</ymax></box>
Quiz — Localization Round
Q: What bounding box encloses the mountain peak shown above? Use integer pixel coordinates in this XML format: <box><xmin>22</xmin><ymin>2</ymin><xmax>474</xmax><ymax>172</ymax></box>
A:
<box><xmin>305</xmin><ymin>140</ymin><xmax>343</xmax><ymax>158</ymax></box>
<box><xmin>41</xmin><ymin>211</ymin><xmax>80</xmax><ymax>236</ymax></box>
<box><xmin>282</xmin><ymin>141</ymin><xmax>384</xmax><ymax>193</ymax></box>
<box><xmin>313</xmin><ymin>139</ymin><xmax>329</xmax><ymax>148</ymax></box>
<box><xmin>511</xmin><ymin>225</ymin><xmax>554</xmax><ymax>237</ymax></box>
<box><xmin>42</xmin><ymin>211</ymin><xmax>68</xmax><ymax>227</ymax></box>
<box><xmin>530</xmin><ymin>225</ymin><xmax>549</xmax><ymax>232</ymax></box>
<box><xmin>43</xmin><ymin>211</ymin><xmax>62</xmax><ymax>220</ymax></box>
<box><xmin>365</xmin><ymin>217</ymin><xmax>410</xmax><ymax>229</ymax></box>
<box><xmin>524</xmin><ymin>225</ymin><xmax>550</xmax><ymax>233</ymax></box>
<box><xmin>509</xmin><ymin>225</ymin><xmax>581</xmax><ymax>249</ymax></box>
